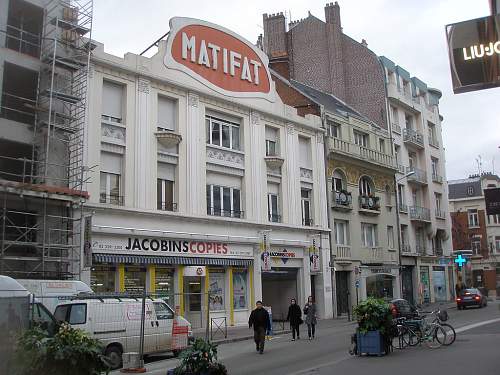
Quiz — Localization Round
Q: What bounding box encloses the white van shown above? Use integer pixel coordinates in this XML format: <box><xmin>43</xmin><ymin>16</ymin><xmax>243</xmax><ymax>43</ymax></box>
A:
<box><xmin>54</xmin><ymin>297</ymin><xmax>192</xmax><ymax>369</ymax></box>
<box><xmin>17</xmin><ymin>279</ymin><xmax>93</xmax><ymax>313</ymax></box>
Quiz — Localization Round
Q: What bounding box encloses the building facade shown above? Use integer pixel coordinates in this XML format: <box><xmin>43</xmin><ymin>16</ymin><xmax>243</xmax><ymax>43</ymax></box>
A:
<box><xmin>380</xmin><ymin>57</ymin><xmax>454</xmax><ymax>305</ymax></box>
<box><xmin>0</xmin><ymin>0</ymin><xmax>92</xmax><ymax>279</ymax></box>
<box><xmin>449</xmin><ymin>173</ymin><xmax>500</xmax><ymax>297</ymax></box>
<box><xmin>82</xmin><ymin>17</ymin><xmax>333</xmax><ymax>327</ymax></box>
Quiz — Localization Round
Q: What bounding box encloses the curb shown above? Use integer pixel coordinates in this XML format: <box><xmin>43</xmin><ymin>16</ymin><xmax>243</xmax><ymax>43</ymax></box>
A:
<box><xmin>210</xmin><ymin>330</ymin><xmax>292</xmax><ymax>345</ymax></box>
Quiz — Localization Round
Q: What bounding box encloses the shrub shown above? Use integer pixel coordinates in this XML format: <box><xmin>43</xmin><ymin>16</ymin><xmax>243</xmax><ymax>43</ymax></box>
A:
<box><xmin>174</xmin><ymin>338</ymin><xmax>227</xmax><ymax>375</ymax></box>
<box><xmin>14</xmin><ymin>323</ymin><xmax>110</xmax><ymax>375</ymax></box>
<box><xmin>353</xmin><ymin>297</ymin><xmax>393</xmax><ymax>335</ymax></box>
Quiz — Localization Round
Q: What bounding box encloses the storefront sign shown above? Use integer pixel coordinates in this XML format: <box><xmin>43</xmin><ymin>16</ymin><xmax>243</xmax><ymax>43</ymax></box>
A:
<box><xmin>165</xmin><ymin>17</ymin><xmax>274</xmax><ymax>101</ymax></box>
<box><xmin>309</xmin><ymin>240</ymin><xmax>320</xmax><ymax>273</ymax></box>
<box><xmin>83</xmin><ymin>216</ymin><xmax>92</xmax><ymax>268</ymax></box>
<box><xmin>92</xmin><ymin>236</ymin><xmax>253</xmax><ymax>258</ymax></box>
<box><xmin>260</xmin><ymin>232</ymin><xmax>271</xmax><ymax>271</ymax></box>
<box><xmin>370</xmin><ymin>267</ymin><xmax>394</xmax><ymax>274</ymax></box>
<box><xmin>184</xmin><ymin>266</ymin><xmax>206</xmax><ymax>277</ymax></box>
<box><xmin>446</xmin><ymin>15</ymin><xmax>500</xmax><ymax>93</ymax></box>
<box><xmin>485</xmin><ymin>187</ymin><xmax>500</xmax><ymax>215</ymax></box>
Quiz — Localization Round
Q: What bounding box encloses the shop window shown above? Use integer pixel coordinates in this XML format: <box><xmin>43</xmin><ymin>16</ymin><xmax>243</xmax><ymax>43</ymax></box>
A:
<box><xmin>366</xmin><ymin>275</ymin><xmax>394</xmax><ymax>300</ymax></box>
<box><xmin>206</xmin><ymin>184</ymin><xmax>242</xmax><ymax>218</ymax></box>
<box><xmin>233</xmin><ymin>269</ymin><xmax>248</xmax><ymax>310</ymax></box>
<box><xmin>124</xmin><ymin>266</ymin><xmax>146</xmax><ymax>293</ymax></box>
<box><xmin>155</xmin><ymin>268</ymin><xmax>175</xmax><ymax>306</ymax></box>
<box><xmin>208</xmin><ymin>268</ymin><xmax>225</xmax><ymax>311</ymax></box>
<box><xmin>91</xmin><ymin>265</ymin><xmax>116</xmax><ymax>293</ymax></box>
<box><xmin>206</xmin><ymin>115</ymin><xmax>240</xmax><ymax>150</ymax></box>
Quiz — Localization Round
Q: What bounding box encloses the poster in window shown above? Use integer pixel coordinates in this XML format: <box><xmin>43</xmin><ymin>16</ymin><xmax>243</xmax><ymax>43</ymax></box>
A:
<box><xmin>209</xmin><ymin>272</ymin><xmax>225</xmax><ymax>311</ymax></box>
<box><xmin>233</xmin><ymin>270</ymin><xmax>247</xmax><ymax>309</ymax></box>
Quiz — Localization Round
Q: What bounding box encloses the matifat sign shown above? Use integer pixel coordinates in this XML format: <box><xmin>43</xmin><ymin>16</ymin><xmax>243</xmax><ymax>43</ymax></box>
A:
<box><xmin>165</xmin><ymin>17</ymin><xmax>274</xmax><ymax>101</ymax></box>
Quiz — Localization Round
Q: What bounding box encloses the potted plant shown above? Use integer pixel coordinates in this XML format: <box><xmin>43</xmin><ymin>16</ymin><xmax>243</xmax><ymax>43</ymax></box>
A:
<box><xmin>168</xmin><ymin>338</ymin><xmax>227</xmax><ymax>375</ymax></box>
<box><xmin>14</xmin><ymin>322</ymin><xmax>110</xmax><ymax>375</ymax></box>
<box><xmin>353</xmin><ymin>298</ymin><xmax>393</xmax><ymax>356</ymax></box>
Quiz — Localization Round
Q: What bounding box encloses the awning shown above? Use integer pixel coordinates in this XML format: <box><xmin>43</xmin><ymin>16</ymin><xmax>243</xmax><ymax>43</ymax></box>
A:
<box><xmin>93</xmin><ymin>253</ymin><xmax>253</xmax><ymax>267</ymax></box>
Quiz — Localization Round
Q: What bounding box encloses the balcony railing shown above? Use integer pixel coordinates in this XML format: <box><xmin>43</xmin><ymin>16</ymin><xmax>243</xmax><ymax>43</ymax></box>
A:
<box><xmin>401</xmin><ymin>244</ymin><xmax>411</xmax><ymax>253</ymax></box>
<box><xmin>207</xmin><ymin>207</ymin><xmax>244</xmax><ymax>219</ymax></box>
<box><xmin>368</xmin><ymin>246</ymin><xmax>384</xmax><ymax>262</ymax></box>
<box><xmin>99</xmin><ymin>194</ymin><xmax>124</xmax><ymax>206</ymax></box>
<box><xmin>432</xmin><ymin>174</ymin><xmax>443</xmax><ymax>184</ymax></box>
<box><xmin>391</xmin><ymin>123</ymin><xmax>401</xmax><ymax>134</ymax></box>
<box><xmin>409</xmin><ymin>206</ymin><xmax>431</xmax><ymax>221</ymax></box>
<box><xmin>359</xmin><ymin>195</ymin><xmax>381</xmax><ymax>212</ymax></box>
<box><xmin>397</xmin><ymin>164</ymin><xmax>405</xmax><ymax>174</ymax></box>
<box><xmin>435</xmin><ymin>209</ymin><xmax>446</xmax><ymax>219</ymax></box>
<box><xmin>332</xmin><ymin>190</ymin><xmax>352</xmax><ymax>211</ymax></box>
<box><xmin>403</xmin><ymin>128</ymin><xmax>424</xmax><ymax>148</ymax></box>
<box><xmin>406</xmin><ymin>167</ymin><xmax>427</xmax><ymax>185</ymax></box>
<box><xmin>416</xmin><ymin>244</ymin><xmax>426</xmax><ymax>255</ymax></box>
<box><xmin>268</xmin><ymin>213</ymin><xmax>281</xmax><ymax>223</ymax></box>
<box><xmin>157</xmin><ymin>202</ymin><xmax>178</xmax><ymax>212</ymax></box>
<box><xmin>302</xmin><ymin>218</ymin><xmax>313</xmax><ymax>226</ymax></box>
<box><xmin>328</xmin><ymin>138</ymin><xmax>396</xmax><ymax>170</ymax></box>
<box><xmin>428</xmin><ymin>137</ymin><xmax>439</xmax><ymax>148</ymax></box>
<box><xmin>399</xmin><ymin>203</ymin><xmax>408</xmax><ymax>213</ymax></box>
<box><xmin>335</xmin><ymin>245</ymin><xmax>351</xmax><ymax>262</ymax></box>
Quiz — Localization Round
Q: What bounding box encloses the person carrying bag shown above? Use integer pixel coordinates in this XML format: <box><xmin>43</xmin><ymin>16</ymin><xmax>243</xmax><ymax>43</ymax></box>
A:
<box><xmin>286</xmin><ymin>298</ymin><xmax>302</xmax><ymax>341</ymax></box>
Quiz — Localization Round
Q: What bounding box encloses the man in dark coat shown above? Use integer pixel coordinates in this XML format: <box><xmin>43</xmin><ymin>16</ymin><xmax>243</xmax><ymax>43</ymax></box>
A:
<box><xmin>248</xmin><ymin>300</ymin><xmax>271</xmax><ymax>354</ymax></box>
<box><xmin>286</xmin><ymin>298</ymin><xmax>302</xmax><ymax>341</ymax></box>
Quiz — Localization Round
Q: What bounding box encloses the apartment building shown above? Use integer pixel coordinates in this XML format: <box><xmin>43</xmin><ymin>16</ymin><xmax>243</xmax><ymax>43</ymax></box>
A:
<box><xmin>82</xmin><ymin>17</ymin><xmax>333</xmax><ymax>326</ymax></box>
<box><xmin>0</xmin><ymin>0</ymin><xmax>92</xmax><ymax>279</ymax></box>
<box><xmin>449</xmin><ymin>173</ymin><xmax>500</xmax><ymax>297</ymax></box>
<box><xmin>380</xmin><ymin>57</ymin><xmax>453</xmax><ymax>304</ymax></box>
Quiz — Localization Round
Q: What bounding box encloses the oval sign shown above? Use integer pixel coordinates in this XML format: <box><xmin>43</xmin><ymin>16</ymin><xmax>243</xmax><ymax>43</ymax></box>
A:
<box><xmin>165</xmin><ymin>18</ymin><xmax>273</xmax><ymax>101</ymax></box>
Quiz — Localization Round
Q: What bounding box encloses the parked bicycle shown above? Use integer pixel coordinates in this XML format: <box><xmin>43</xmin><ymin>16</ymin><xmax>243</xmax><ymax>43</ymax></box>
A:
<box><xmin>391</xmin><ymin>315</ymin><xmax>447</xmax><ymax>349</ymax></box>
<box><xmin>420</xmin><ymin>309</ymin><xmax>456</xmax><ymax>346</ymax></box>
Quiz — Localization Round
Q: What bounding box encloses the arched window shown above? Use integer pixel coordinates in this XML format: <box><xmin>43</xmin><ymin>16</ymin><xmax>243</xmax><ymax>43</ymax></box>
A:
<box><xmin>359</xmin><ymin>176</ymin><xmax>373</xmax><ymax>196</ymax></box>
<box><xmin>332</xmin><ymin>169</ymin><xmax>346</xmax><ymax>192</ymax></box>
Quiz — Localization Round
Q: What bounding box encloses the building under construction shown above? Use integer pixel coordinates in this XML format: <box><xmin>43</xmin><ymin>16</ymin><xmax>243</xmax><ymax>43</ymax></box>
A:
<box><xmin>0</xmin><ymin>0</ymin><xmax>93</xmax><ymax>279</ymax></box>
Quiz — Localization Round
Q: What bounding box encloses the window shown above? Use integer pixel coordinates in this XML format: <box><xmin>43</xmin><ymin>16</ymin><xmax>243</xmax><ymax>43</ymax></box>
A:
<box><xmin>268</xmin><ymin>193</ymin><xmax>279</xmax><ymax>222</ymax></box>
<box><xmin>412</xmin><ymin>189</ymin><xmax>419</xmax><ymax>206</ymax></box>
<box><xmin>334</xmin><ymin>220</ymin><xmax>349</xmax><ymax>245</ymax></box>
<box><xmin>467</xmin><ymin>186</ymin><xmax>474</xmax><ymax>196</ymax></box>
<box><xmin>387</xmin><ymin>226</ymin><xmax>395</xmax><ymax>249</ymax></box>
<box><xmin>361</xmin><ymin>223</ymin><xmax>377</xmax><ymax>247</ymax></box>
<box><xmin>390</xmin><ymin>106</ymin><xmax>398</xmax><ymax>124</ymax></box>
<box><xmin>435</xmin><ymin>193</ymin><xmax>442</xmax><ymax>213</ymax></box>
<box><xmin>359</xmin><ymin>176</ymin><xmax>372</xmax><ymax>196</ymax></box>
<box><xmin>301</xmin><ymin>189</ymin><xmax>312</xmax><ymax>226</ymax></box>
<box><xmin>468</xmin><ymin>209</ymin><xmax>479</xmax><ymax>227</ymax></box>
<box><xmin>155</xmin><ymin>267</ymin><xmax>175</xmax><ymax>306</ymax></box>
<box><xmin>153</xmin><ymin>302</ymin><xmax>174</xmax><ymax>320</ymax></box>
<box><xmin>405</xmin><ymin>114</ymin><xmax>413</xmax><ymax>130</ymax></box>
<box><xmin>100</xmin><ymin>172</ymin><xmax>121</xmax><ymax>205</ymax></box>
<box><xmin>408</xmin><ymin>152</ymin><xmax>416</xmax><ymax>170</ymax></box>
<box><xmin>102</xmin><ymin>80</ymin><xmax>124</xmax><ymax>123</ymax></box>
<box><xmin>208</xmin><ymin>269</ymin><xmax>225</xmax><ymax>311</ymax></box>
<box><xmin>471</xmin><ymin>237</ymin><xmax>481</xmax><ymax>255</ymax></box>
<box><xmin>69</xmin><ymin>304</ymin><xmax>87</xmax><ymax>325</ymax></box>
<box><xmin>401</xmin><ymin>225</ymin><xmax>409</xmax><ymax>249</ymax></box>
<box><xmin>379</xmin><ymin>138</ymin><xmax>385</xmax><ymax>153</ymax></box>
<box><xmin>299</xmin><ymin>136</ymin><xmax>312</xmax><ymax>168</ymax></box>
<box><xmin>157</xmin><ymin>96</ymin><xmax>177</xmax><ymax>131</ymax></box>
<box><xmin>431</xmin><ymin>157</ymin><xmax>439</xmax><ymax>177</ymax></box>
<box><xmin>91</xmin><ymin>265</ymin><xmax>116</xmax><ymax>293</ymax></box>
<box><xmin>327</xmin><ymin>121</ymin><xmax>340</xmax><ymax>138</ymax></box>
<box><xmin>266</xmin><ymin>139</ymin><xmax>277</xmax><ymax>156</ymax></box>
<box><xmin>488</xmin><ymin>214</ymin><xmax>500</xmax><ymax>224</ymax></box>
<box><xmin>157</xmin><ymin>179</ymin><xmax>175</xmax><ymax>211</ymax></box>
<box><xmin>206</xmin><ymin>184</ymin><xmax>242</xmax><ymax>218</ymax></box>
<box><xmin>353</xmin><ymin>131</ymin><xmax>368</xmax><ymax>148</ymax></box>
<box><xmin>233</xmin><ymin>270</ymin><xmax>248</xmax><ymax>309</ymax></box>
<box><xmin>398</xmin><ymin>184</ymin><xmax>406</xmax><ymax>206</ymax></box>
<box><xmin>394</xmin><ymin>145</ymin><xmax>400</xmax><ymax>163</ymax></box>
<box><xmin>206</xmin><ymin>115</ymin><xmax>240</xmax><ymax>150</ymax></box>
<box><xmin>495</xmin><ymin>236</ymin><xmax>500</xmax><ymax>252</ymax></box>
<box><xmin>332</xmin><ymin>170</ymin><xmax>344</xmax><ymax>192</ymax></box>
<box><xmin>428</xmin><ymin>122</ymin><xmax>437</xmax><ymax>146</ymax></box>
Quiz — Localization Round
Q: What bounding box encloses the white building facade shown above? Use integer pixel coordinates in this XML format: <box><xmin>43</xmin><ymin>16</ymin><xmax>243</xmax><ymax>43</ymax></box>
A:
<box><xmin>82</xmin><ymin>18</ymin><xmax>333</xmax><ymax>327</ymax></box>
<box><xmin>380</xmin><ymin>56</ymin><xmax>454</xmax><ymax>304</ymax></box>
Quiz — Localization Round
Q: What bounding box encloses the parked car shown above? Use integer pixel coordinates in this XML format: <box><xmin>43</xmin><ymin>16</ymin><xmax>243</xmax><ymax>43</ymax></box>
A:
<box><xmin>54</xmin><ymin>297</ymin><xmax>192</xmax><ymax>369</ymax></box>
<box><xmin>17</xmin><ymin>279</ymin><xmax>93</xmax><ymax>313</ymax></box>
<box><xmin>456</xmin><ymin>288</ymin><xmax>487</xmax><ymax>310</ymax></box>
<box><xmin>389</xmin><ymin>298</ymin><xmax>419</xmax><ymax>319</ymax></box>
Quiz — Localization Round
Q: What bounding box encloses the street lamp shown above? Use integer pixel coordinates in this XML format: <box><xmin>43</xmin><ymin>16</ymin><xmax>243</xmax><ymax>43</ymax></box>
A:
<box><xmin>394</xmin><ymin>170</ymin><xmax>416</xmax><ymax>300</ymax></box>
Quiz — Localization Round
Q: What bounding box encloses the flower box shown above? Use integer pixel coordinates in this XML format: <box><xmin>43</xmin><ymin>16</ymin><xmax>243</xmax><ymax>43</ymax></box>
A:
<box><xmin>356</xmin><ymin>330</ymin><xmax>385</xmax><ymax>356</ymax></box>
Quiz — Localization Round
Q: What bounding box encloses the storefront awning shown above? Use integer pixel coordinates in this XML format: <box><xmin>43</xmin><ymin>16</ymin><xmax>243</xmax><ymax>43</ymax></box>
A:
<box><xmin>93</xmin><ymin>253</ymin><xmax>253</xmax><ymax>267</ymax></box>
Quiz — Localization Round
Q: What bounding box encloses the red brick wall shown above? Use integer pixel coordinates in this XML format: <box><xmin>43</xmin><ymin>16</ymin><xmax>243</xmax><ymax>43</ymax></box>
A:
<box><xmin>451</xmin><ymin>211</ymin><xmax>489</xmax><ymax>257</ymax></box>
<box><xmin>483</xmin><ymin>270</ymin><xmax>496</xmax><ymax>293</ymax></box>
<box><xmin>272</xmin><ymin>75</ymin><xmax>320</xmax><ymax>117</ymax></box>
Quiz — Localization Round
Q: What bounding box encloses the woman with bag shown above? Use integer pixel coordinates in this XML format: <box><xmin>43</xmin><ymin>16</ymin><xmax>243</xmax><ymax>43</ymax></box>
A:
<box><xmin>304</xmin><ymin>296</ymin><xmax>317</xmax><ymax>340</ymax></box>
<box><xmin>286</xmin><ymin>298</ymin><xmax>302</xmax><ymax>341</ymax></box>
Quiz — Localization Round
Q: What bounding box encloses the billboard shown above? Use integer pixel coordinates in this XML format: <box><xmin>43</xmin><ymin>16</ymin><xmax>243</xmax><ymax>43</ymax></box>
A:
<box><xmin>485</xmin><ymin>187</ymin><xmax>500</xmax><ymax>215</ymax></box>
<box><xmin>446</xmin><ymin>15</ymin><xmax>500</xmax><ymax>94</ymax></box>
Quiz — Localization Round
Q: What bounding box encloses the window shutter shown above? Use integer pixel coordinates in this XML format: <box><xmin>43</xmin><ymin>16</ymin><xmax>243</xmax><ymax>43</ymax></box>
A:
<box><xmin>158</xmin><ymin>96</ymin><xmax>176</xmax><ymax>130</ymax></box>
<box><xmin>102</xmin><ymin>81</ymin><xmax>124</xmax><ymax>119</ymax></box>
<box><xmin>101</xmin><ymin>152</ymin><xmax>122</xmax><ymax>174</ymax></box>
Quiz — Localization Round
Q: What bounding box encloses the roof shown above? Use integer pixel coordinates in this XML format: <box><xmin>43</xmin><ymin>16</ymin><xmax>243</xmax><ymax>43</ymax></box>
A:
<box><xmin>448</xmin><ymin>178</ymin><xmax>482</xmax><ymax>199</ymax></box>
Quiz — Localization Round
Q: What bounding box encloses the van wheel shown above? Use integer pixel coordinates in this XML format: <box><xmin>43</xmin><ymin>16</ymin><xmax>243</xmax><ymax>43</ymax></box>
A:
<box><xmin>105</xmin><ymin>345</ymin><xmax>123</xmax><ymax>370</ymax></box>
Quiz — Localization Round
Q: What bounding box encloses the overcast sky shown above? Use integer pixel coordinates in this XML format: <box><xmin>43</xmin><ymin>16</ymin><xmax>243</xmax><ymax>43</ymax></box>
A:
<box><xmin>92</xmin><ymin>0</ymin><xmax>500</xmax><ymax>180</ymax></box>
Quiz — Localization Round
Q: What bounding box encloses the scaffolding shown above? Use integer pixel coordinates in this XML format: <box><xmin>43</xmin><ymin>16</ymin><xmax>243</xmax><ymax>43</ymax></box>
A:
<box><xmin>0</xmin><ymin>0</ymin><xmax>93</xmax><ymax>279</ymax></box>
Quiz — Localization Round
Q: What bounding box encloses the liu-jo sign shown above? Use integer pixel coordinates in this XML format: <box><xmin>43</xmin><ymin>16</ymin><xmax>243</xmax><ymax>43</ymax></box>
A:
<box><xmin>164</xmin><ymin>17</ymin><xmax>274</xmax><ymax>101</ymax></box>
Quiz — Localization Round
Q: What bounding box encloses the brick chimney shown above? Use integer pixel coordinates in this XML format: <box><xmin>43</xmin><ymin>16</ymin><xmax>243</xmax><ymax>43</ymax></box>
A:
<box><xmin>325</xmin><ymin>2</ymin><xmax>341</xmax><ymax>29</ymax></box>
<box><xmin>262</xmin><ymin>12</ymin><xmax>287</xmax><ymax>57</ymax></box>
<box><xmin>324</xmin><ymin>2</ymin><xmax>345</xmax><ymax>100</ymax></box>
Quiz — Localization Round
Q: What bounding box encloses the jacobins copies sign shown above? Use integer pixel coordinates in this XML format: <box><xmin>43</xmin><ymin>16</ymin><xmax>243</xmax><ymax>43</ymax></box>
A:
<box><xmin>485</xmin><ymin>187</ymin><xmax>500</xmax><ymax>215</ymax></box>
<box><xmin>446</xmin><ymin>15</ymin><xmax>500</xmax><ymax>93</ymax></box>
<box><xmin>164</xmin><ymin>17</ymin><xmax>274</xmax><ymax>101</ymax></box>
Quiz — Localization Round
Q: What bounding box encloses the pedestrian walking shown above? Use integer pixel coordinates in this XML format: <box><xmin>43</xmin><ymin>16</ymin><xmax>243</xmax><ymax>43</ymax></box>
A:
<box><xmin>248</xmin><ymin>300</ymin><xmax>271</xmax><ymax>354</ymax></box>
<box><xmin>286</xmin><ymin>298</ymin><xmax>302</xmax><ymax>341</ymax></box>
<box><xmin>304</xmin><ymin>296</ymin><xmax>317</xmax><ymax>340</ymax></box>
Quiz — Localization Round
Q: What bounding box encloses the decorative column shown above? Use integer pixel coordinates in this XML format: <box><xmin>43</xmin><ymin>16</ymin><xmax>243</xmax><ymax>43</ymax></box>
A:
<box><xmin>186</xmin><ymin>92</ymin><xmax>203</xmax><ymax>215</ymax></box>
<box><xmin>246</xmin><ymin>111</ymin><xmax>265</xmax><ymax>221</ymax></box>
<box><xmin>283</xmin><ymin>123</ymin><xmax>300</xmax><ymax>225</ymax></box>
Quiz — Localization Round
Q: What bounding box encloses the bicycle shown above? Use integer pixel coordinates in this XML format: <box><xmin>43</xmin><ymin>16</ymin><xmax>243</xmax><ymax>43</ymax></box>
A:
<box><xmin>416</xmin><ymin>309</ymin><xmax>456</xmax><ymax>346</ymax></box>
<box><xmin>408</xmin><ymin>312</ymin><xmax>447</xmax><ymax>349</ymax></box>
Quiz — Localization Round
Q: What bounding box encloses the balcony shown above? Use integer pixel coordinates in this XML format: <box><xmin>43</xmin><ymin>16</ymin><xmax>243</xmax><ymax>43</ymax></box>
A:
<box><xmin>367</xmin><ymin>246</ymin><xmax>384</xmax><ymax>263</ymax></box>
<box><xmin>406</xmin><ymin>167</ymin><xmax>427</xmax><ymax>185</ymax></box>
<box><xmin>207</xmin><ymin>207</ymin><xmax>244</xmax><ymax>219</ymax></box>
<box><xmin>399</xmin><ymin>203</ymin><xmax>408</xmax><ymax>214</ymax></box>
<box><xmin>358</xmin><ymin>195</ymin><xmax>381</xmax><ymax>215</ymax></box>
<box><xmin>328</xmin><ymin>137</ymin><xmax>396</xmax><ymax>170</ymax></box>
<box><xmin>155</xmin><ymin>129</ymin><xmax>182</xmax><ymax>148</ymax></box>
<box><xmin>302</xmin><ymin>218</ymin><xmax>314</xmax><ymax>227</ymax></box>
<box><xmin>410</xmin><ymin>206</ymin><xmax>431</xmax><ymax>222</ymax></box>
<box><xmin>99</xmin><ymin>194</ymin><xmax>124</xmax><ymax>206</ymax></box>
<box><xmin>403</xmin><ymin>128</ymin><xmax>424</xmax><ymax>149</ymax></box>
<box><xmin>435</xmin><ymin>209</ymin><xmax>446</xmax><ymax>220</ymax></box>
<box><xmin>268</xmin><ymin>213</ymin><xmax>282</xmax><ymax>223</ymax></box>
<box><xmin>157</xmin><ymin>202</ymin><xmax>178</xmax><ymax>212</ymax></box>
<box><xmin>332</xmin><ymin>190</ymin><xmax>352</xmax><ymax>212</ymax></box>
<box><xmin>264</xmin><ymin>153</ymin><xmax>284</xmax><ymax>168</ymax></box>
<box><xmin>428</xmin><ymin>137</ymin><xmax>439</xmax><ymax>149</ymax></box>
<box><xmin>416</xmin><ymin>244</ymin><xmax>426</xmax><ymax>255</ymax></box>
<box><xmin>335</xmin><ymin>245</ymin><xmax>352</xmax><ymax>264</ymax></box>
<box><xmin>432</xmin><ymin>173</ymin><xmax>443</xmax><ymax>184</ymax></box>
<box><xmin>391</xmin><ymin>123</ymin><xmax>402</xmax><ymax>135</ymax></box>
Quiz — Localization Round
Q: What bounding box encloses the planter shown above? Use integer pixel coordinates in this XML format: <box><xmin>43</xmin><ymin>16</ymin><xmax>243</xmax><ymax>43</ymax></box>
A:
<box><xmin>356</xmin><ymin>330</ymin><xmax>385</xmax><ymax>356</ymax></box>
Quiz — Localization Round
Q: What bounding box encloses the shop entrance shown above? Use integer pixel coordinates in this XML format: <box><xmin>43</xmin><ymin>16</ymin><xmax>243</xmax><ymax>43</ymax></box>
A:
<box><xmin>261</xmin><ymin>268</ymin><xmax>298</xmax><ymax>320</ymax></box>
<box><xmin>183</xmin><ymin>276</ymin><xmax>203</xmax><ymax>328</ymax></box>
<box><xmin>335</xmin><ymin>271</ymin><xmax>350</xmax><ymax>316</ymax></box>
<box><xmin>432</xmin><ymin>266</ymin><xmax>447</xmax><ymax>302</ymax></box>
<box><xmin>401</xmin><ymin>266</ymin><xmax>414</xmax><ymax>304</ymax></box>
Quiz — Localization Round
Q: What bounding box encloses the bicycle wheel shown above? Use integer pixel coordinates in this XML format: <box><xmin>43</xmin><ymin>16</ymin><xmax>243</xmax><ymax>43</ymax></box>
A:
<box><xmin>406</xmin><ymin>326</ymin><xmax>420</xmax><ymax>347</ymax></box>
<box><xmin>392</xmin><ymin>326</ymin><xmax>410</xmax><ymax>349</ymax></box>
<box><xmin>426</xmin><ymin>325</ymin><xmax>446</xmax><ymax>349</ymax></box>
<box><xmin>436</xmin><ymin>323</ymin><xmax>456</xmax><ymax>346</ymax></box>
